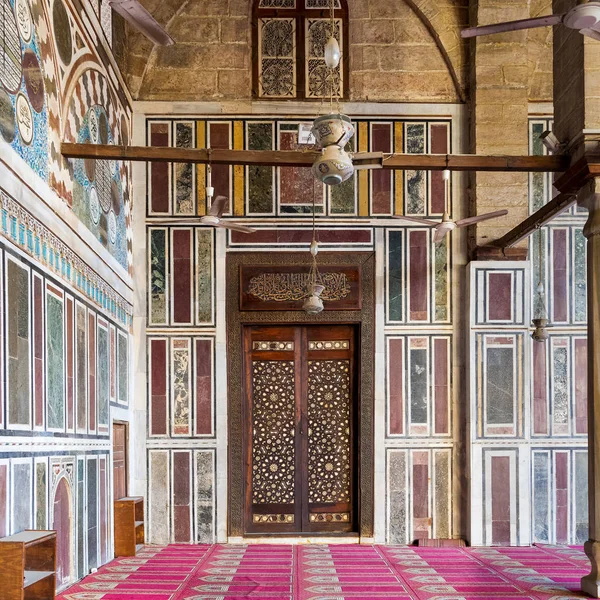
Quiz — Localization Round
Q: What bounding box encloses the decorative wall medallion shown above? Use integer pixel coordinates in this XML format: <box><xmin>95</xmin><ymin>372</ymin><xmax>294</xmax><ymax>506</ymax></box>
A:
<box><xmin>241</xmin><ymin>265</ymin><xmax>361</xmax><ymax>311</ymax></box>
<box><xmin>23</xmin><ymin>49</ymin><xmax>45</xmax><ymax>113</ymax></box>
<box><xmin>108</xmin><ymin>210</ymin><xmax>117</xmax><ymax>244</ymax></box>
<box><xmin>0</xmin><ymin>0</ymin><xmax>23</xmax><ymax>93</ymax></box>
<box><xmin>16</xmin><ymin>92</ymin><xmax>33</xmax><ymax>144</ymax></box>
<box><xmin>89</xmin><ymin>108</ymin><xmax>99</xmax><ymax>143</ymax></box>
<box><xmin>89</xmin><ymin>187</ymin><xmax>100</xmax><ymax>224</ymax></box>
<box><xmin>0</xmin><ymin>87</ymin><xmax>16</xmax><ymax>142</ymax></box>
<box><xmin>52</xmin><ymin>0</ymin><xmax>73</xmax><ymax>66</ymax></box>
<box><xmin>15</xmin><ymin>0</ymin><xmax>32</xmax><ymax>43</ymax></box>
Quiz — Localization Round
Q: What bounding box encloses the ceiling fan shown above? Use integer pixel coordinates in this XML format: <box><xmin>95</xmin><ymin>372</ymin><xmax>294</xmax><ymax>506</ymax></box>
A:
<box><xmin>461</xmin><ymin>1</ymin><xmax>600</xmax><ymax>41</ymax></box>
<box><xmin>392</xmin><ymin>171</ymin><xmax>508</xmax><ymax>243</ymax></box>
<box><xmin>170</xmin><ymin>196</ymin><xmax>256</xmax><ymax>234</ymax></box>
<box><xmin>109</xmin><ymin>0</ymin><xmax>174</xmax><ymax>46</ymax></box>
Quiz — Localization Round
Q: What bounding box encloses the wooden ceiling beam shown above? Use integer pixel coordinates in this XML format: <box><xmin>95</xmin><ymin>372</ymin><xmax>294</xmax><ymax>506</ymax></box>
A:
<box><xmin>61</xmin><ymin>143</ymin><xmax>570</xmax><ymax>172</ymax></box>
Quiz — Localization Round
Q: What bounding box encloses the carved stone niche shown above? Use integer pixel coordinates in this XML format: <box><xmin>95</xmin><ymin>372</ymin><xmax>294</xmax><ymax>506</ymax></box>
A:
<box><xmin>226</xmin><ymin>251</ymin><xmax>375</xmax><ymax>538</ymax></box>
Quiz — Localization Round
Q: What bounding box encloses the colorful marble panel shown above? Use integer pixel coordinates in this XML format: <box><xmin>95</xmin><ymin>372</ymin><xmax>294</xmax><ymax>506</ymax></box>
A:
<box><xmin>6</xmin><ymin>257</ymin><xmax>30</xmax><ymax>427</ymax></box>
<box><xmin>371</xmin><ymin>123</ymin><xmax>392</xmax><ymax>215</ymax></box>
<box><xmin>0</xmin><ymin>462</ymin><xmax>7</xmax><ymax>537</ymax></box>
<box><xmin>150</xmin><ymin>338</ymin><xmax>168</xmax><ymax>436</ymax></box>
<box><xmin>488</xmin><ymin>273</ymin><xmax>512</xmax><ymax>321</ymax></box>
<box><xmin>247</xmin><ymin>122</ymin><xmax>274</xmax><ymax>214</ymax></box>
<box><xmin>412</xmin><ymin>451</ymin><xmax>429</xmax><ymax>539</ymax></box>
<box><xmin>433</xmin><ymin>338</ymin><xmax>449</xmax><ymax>435</ymax></box>
<box><xmin>173</xmin><ymin>451</ymin><xmax>192</xmax><ymax>543</ymax></box>
<box><xmin>387</xmin><ymin>450</ymin><xmax>407</xmax><ymax>544</ymax></box>
<box><xmin>490</xmin><ymin>456</ymin><xmax>511</xmax><ymax>545</ymax></box>
<box><xmin>575</xmin><ymin>451</ymin><xmax>588</xmax><ymax>544</ymax></box>
<box><xmin>87</xmin><ymin>458</ymin><xmax>98</xmax><ymax>569</ymax></box>
<box><xmin>532</xmin><ymin>451</ymin><xmax>550</xmax><ymax>543</ymax></box>
<box><xmin>88</xmin><ymin>312</ymin><xmax>96</xmax><ymax>433</ymax></box>
<box><xmin>388</xmin><ymin>338</ymin><xmax>404</xmax><ymax>435</ymax></box>
<box><xmin>46</xmin><ymin>289</ymin><xmax>65</xmax><ymax>430</ymax></box>
<box><xmin>575</xmin><ymin>338</ymin><xmax>587</xmax><ymax>434</ymax></box>
<box><xmin>172</xmin><ymin>339</ymin><xmax>192</xmax><ymax>436</ymax></box>
<box><xmin>35</xmin><ymin>459</ymin><xmax>47</xmax><ymax>530</ymax></box>
<box><xmin>174</xmin><ymin>122</ymin><xmax>195</xmax><ymax>215</ymax></box>
<box><xmin>388</xmin><ymin>230</ymin><xmax>403</xmax><ymax>322</ymax></box>
<box><xmin>149</xmin><ymin>450</ymin><xmax>170</xmax><ymax>544</ymax></box>
<box><xmin>110</xmin><ymin>325</ymin><xmax>116</xmax><ymax>402</ymax></box>
<box><xmin>97</xmin><ymin>322</ymin><xmax>109</xmax><ymax>431</ymax></box>
<box><xmin>574</xmin><ymin>228</ymin><xmax>587</xmax><ymax>323</ymax></box>
<box><xmin>485</xmin><ymin>345</ymin><xmax>515</xmax><ymax>427</ymax></box>
<box><xmin>117</xmin><ymin>330</ymin><xmax>128</xmax><ymax>406</ymax></box>
<box><xmin>99</xmin><ymin>457</ymin><xmax>108</xmax><ymax>565</ymax></box>
<box><xmin>12</xmin><ymin>460</ymin><xmax>32</xmax><ymax>532</ymax></box>
<box><xmin>75</xmin><ymin>303</ymin><xmax>87</xmax><ymax>433</ymax></box>
<box><xmin>409</xmin><ymin>230</ymin><xmax>428</xmax><ymax>321</ymax></box>
<box><xmin>409</xmin><ymin>345</ymin><xmax>428</xmax><ymax>426</ymax></box>
<box><xmin>66</xmin><ymin>297</ymin><xmax>74</xmax><ymax>432</ymax></box>
<box><xmin>405</xmin><ymin>123</ymin><xmax>426</xmax><ymax>215</ymax></box>
<box><xmin>434</xmin><ymin>238</ymin><xmax>449</xmax><ymax>321</ymax></box>
<box><xmin>532</xmin><ymin>340</ymin><xmax>548</xmax><ymax>435</ymax></box>
<box><xmin>149</xmin><ymin>228</ymin><xmax>168</xmax><ymax>325</ymax></box>
<box><xmin>195</xmin><ymin>338</ymin><xmax>213</xmax><ymax>436</ymax></box>
<box><xmin>209</xmin><ymin>122</ymin><xmax>231</xmax><ymax>211</ymax></box>
<box><xmin>33</xmin><ymin>274</ymin><xmax>44</xmax><ymax>429</ymax></box>
<box><xmin>196</xmin><ymin>229</ymin><xmax>213</xmax><ymax>325</ymax></box>
<box><xmin>552</xmin><ymin>228</ymin><xmax>568</xmax><ymax>323</ymax></box>
<box><xmin>555</xmin><ymin>451</ymin><xmax>569</xmax><ymax>544</ymax></box>
<box><xmin>196</xmin><ymin>450</ymin><xmax>215</xmax><ymax>543</ymax></box>
<box><xmin>433</xmin><ymin>450</ymin><xmax>450</xmax><ymax>538</ymax></box>
<box><xmin>77</xmin><ymin>459</ymin><xmax>85</xmax><ymax>579</ymax></box>
<box><xmin>229</xmin><ymin>227</ymin><xmax>373</xmax><ymax>246</ymax></box>
<box><xmin>149</xmin><ymin>122</ymin><xmax>170</xmax><ymax>214</ymax></box>
<box><xmin>430</xmin><ymin>123</ymin><xmax>449</xmax><ymax>214</ymax></box>
<box><xmin>551</xmin><ymin>339</ymin><xmax>569</xmax><ymax>435</ymax></box>
<box><xmin>172</xmin><ymin>228</ymin><xmax>192</xmax><ymax>324</ymax></box>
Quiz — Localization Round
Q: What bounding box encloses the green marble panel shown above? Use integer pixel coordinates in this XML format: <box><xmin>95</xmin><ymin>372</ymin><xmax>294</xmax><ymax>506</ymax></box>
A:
<box><xmin>197</xmin><ymin>229</ymin><xmax>213</xmax><ymax>324</ymax></box>
<box><xmin>434</xmin><ymin>450</ymin><xmax>450</xmax><ymax>538</ymax></box>
<box><xmin>196</xmin><ymin>450</ymin><xmax>215</xmax><ymax>543</ymax></box>
<box><xmin>532</xmin><ymin>452</ymin><xmax>549</xmax><ymax>543</ymax></box>
<box><xmin>434</xmin><ymin>238</ymin><xmax>448</xmax><ymax>321</ymax></box>
<box><xmin>76</xmin><ymin>305</ymin><xmax>87</xmax><ymax>431</ymax></box>
<box><xmin>150</xmin><ymin>229</ymin><xmax>167</xmax><ymax>324</ymax></box>
<box><xmin>574</xmin><ymin>228</ymin><xmax>587</xmax><ymax>322</ymax></box>
<box><xmin>552</xmin><ymin>346</ymin><xmax>568</xmax><ymax>425</ymax></box>
<box><xmin>36</xmin><ymin>461</ymin><xmax>47</xmax><ymax>530</ymax></box>
<box><xmin>532</xmin><ymin>229</ymin><xmax>548</xmax><ymax>319</ymax></box>
<box><xmin>406</xmin><ymin>124</ymin><xmax>425</xmax><ymax>215</ymax></box>
<box><xmin>174</xmin><ymin>123</ymin><xmax>195</xmax><ymax>215</ymax></box>
<box><xmin>575</xmin><ymin>451</ymin><xmax>589</xmax><ymax>544</ymax></box>
<box><xmin>7</xmin><ymin>259</ymin><xmax>30</xmax><ymax>426</ymax></box>
<box><xmin>388</xmin><ymin>231</ymin><xmax>403</xmax><ymax>322</ymax></box>
<box><xmin>248</xmin><ymin>123</ymin><xmax>274</xmax><ymax>214</ymax></box>
<box><xmin>47</xmin><ymin>294</ymin><xmax>65</xmax><ymax>430</ymax></box>
<box><xmin>97</xmin><ymin>326</ymin><xmax>109</xmax><ymax>427</ymax></box>
<box><xmin>117</xmin><ymin>332</ymin><xmax>128</xmax><ymax>405</ymax></box>
<box><xmin>77</xmin><ymin>459</ymin><xmax>85</xmax><ymax>578</ymax></box>
<box><xmin>485</xmin><ymin>347</ymin><xmax>514</xmax><ymax>425</ymax></box>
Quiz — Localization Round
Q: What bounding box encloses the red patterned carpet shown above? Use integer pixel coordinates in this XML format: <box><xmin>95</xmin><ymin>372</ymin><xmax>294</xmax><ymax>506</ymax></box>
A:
<box><xmin>58</xmin><ymin>543</ymin><xmax>591</xmax><ymax>599</ymax></box>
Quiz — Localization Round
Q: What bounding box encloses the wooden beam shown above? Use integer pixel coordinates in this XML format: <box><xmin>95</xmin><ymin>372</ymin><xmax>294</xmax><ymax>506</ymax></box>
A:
<box><xmin>490</xmin><ymin>192</ymin><xmax>577</xmax><ymax>249</ymax></box>
<box><xmin>61</xmin><ymin>143</ymin><xmax>570</xmax><ymax>172</ymax></box>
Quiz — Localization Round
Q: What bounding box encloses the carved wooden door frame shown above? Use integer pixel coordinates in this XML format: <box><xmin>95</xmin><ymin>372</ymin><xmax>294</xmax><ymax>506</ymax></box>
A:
<box><xmin>227</xmin><ymin>251</ymin><xmax>375</xmax><ymax>538</ymax></box>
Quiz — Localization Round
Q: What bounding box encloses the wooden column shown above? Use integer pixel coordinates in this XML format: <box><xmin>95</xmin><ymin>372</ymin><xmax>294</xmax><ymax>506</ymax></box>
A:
<box><xmin>581</xmin><ymin>178</ymin><xmax>600</xmax><ymax>598</ymax></box>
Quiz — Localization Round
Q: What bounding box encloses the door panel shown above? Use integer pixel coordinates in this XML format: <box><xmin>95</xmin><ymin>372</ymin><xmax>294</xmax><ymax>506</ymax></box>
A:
<box><xmin>244</xmin><ymin>324</ymin><xmax>357</xmax><ymax>534</ymax></box>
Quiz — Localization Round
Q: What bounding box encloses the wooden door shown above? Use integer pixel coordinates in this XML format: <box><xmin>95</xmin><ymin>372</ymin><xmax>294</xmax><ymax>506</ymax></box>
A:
<box><xmin>243</xmin><ymin>325</ymin><xmax>357</xmax><ymax>534</ymax></box>
<box><xmin>113</xmin><ymin>422</ymin><xmax>128</xmax><ymax>500</ymax></box>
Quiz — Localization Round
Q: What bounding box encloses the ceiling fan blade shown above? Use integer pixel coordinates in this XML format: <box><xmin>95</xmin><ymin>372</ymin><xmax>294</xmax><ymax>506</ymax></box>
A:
<box><xmin>391</xmin><ymin>215</ymin><xmax>440</xmax><ymax>226</ymax></box>
<box><xmin>461</xmin><ymin>14</ymin><xmax>563</xmax><ymax>38</ymax></box>
<box><xmin>581</xmin><ymin>27</ymin><xmax>600</xmax><ymax>41</ymax></box>
<box><xmin>456</xmin><ymin>209</ymin><xmax>508</xmax><ymax>227</ymax></box>
<box><xmin>433</xmin><ymin>227</ymin><xmax>448</xmax><ymax>244</ymax></box>
<box><xmin>217</xmin><ymin>222</ymin><xmax>257</xmax><ymax>234</ymax></box>
<box><xmin>109</xmin><ymin>0</ymin><xmax>174</xmax><ymax>46</ymax></box>
<box><xmin>209</xmin><ymin>195</ymin><xmax>228</xmax><ymax>217</ymax></box>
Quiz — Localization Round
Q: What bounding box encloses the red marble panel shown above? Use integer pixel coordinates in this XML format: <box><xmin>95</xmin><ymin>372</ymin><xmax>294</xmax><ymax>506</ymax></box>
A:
<box><xmin>409</xmin><ymin>230</ymin><xmax>428</xmax><ymax>321</ymax></box>
<box><xmin>33</xmin><ymin>275</ymin><xmax>43</xmax><ymax>428</ymax></box>
<box><xmin>412</xmin><ymin>452</ymin><xmax>429</xmax><ymax>539</ymax></box>
<box><xmin>553</xmin><ymin>229</ymin><xmax>568</xmax><ymax>322</ymax></box>
<box><xmin>488</xmin><ymin>273</ymin><xmax>512</xmax><ymax>321</ymax></box>
<box><xmin>371</xmin><ymin>124</ymin><xmax>392</xmax><ymax>214</ymax></box>
<box><xmin>430</xmin><ymin>124</ymin><xmax>448</xmax><ymax>214</ymax></box>
<box><xmin>230</xmin><ymin>228</ymin><xmax>372</xmax><ymax>245</ymax></box>
<box><xmin>279</xmin><ymin>130</ymin><xmax>322</xmax><ymax>207</ymax></box>
<box><xmin>172</xmin><ymin>229</ymin><xmax>192</xmax><ymax>324</ymax></box>
<box><xmin>434</xmin><ymin>338</ymin><xmax>449</xmax><ymax>435</ymax></box>
<box><xmin>151</xmin><ymin>339</ymin><xmax>168</xmax><ymax>436</ymax></box>
<box><xmin>210</xmin><ymin>123</ymin><xmax>231</xmax><ymax>211</ymax></box>
<box><xmin>99</xmin><ymin>457</ymin><xmax>107</xmax><ymax>564</ymax></box>
<box><xmin>532</xmin><ymin>341</ymin><xmax>548</xmax><ymax>435</ymax></box>
<box><xmin>110</xmin><ymin>327</ymin><xmax>116</xmax><ymax>401</ymax></box>
<box><xmin>0</xmin><ymin>464</ymin><xmax>6</xmax><ymax>537</ymax></box>
<box><xmin>388</xmin><ymin>339</ymin><xmax>403</xmax><ymax>435</ymax></box>
<box><xmin>88</xmin><ymin>313</ymin><xmax>96</xmax><ymax>432</ymax></box>
<box><xmin>555</xmin><ymin>452</ymin><xmax>569</xmax><ymax>544</ymax></box>
<box><xmin>66</xmin><ymin>298</ymin><xmax>74</xmax><ymax>431</ymax></box>
<box><xmin>195</xmin><ymin>339</ymin><xmax>212</xmax><ymax>436</ymax></box>
<box><xmin>575</xmin><ymin>339</ymin><xmax>588</xmax><ymax>434</ymax></box>
<box><xmin>491</xmin><ymin>456</ymin><xmax>511</xmax><ymax>545</ymax></box>
<box><xmin>173</xmin><ymin>451</ymin><xmax>191</xmax><ymax>543</ymax></box>
<box><xmin>53</xmin><ymin>478</ymin><xmax>71</xmax><ymax>589</ymax></box>
<box><xmin>150</xmin><ymin>123</ymin><xmax>170</xmax><ymax>213</ymax></box>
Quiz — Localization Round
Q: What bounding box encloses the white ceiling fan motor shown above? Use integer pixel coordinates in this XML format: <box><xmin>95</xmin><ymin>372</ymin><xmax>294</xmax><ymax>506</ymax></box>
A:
<box><xmin>563</xmin><ymin>2</ymin><xmax>600</xmax><ymax>30</ymax></box>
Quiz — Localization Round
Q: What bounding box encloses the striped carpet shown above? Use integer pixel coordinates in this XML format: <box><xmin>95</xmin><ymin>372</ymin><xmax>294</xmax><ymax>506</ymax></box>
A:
<box><xmin>58</xmin><ymin>543</ymin><xmax>591</xmax><ymax>599</ymax></box>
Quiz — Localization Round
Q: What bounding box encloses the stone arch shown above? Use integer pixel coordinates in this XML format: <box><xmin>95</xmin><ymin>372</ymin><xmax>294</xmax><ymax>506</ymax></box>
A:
<box><xmin>52</xmin><ymin>476</ymin><xmax>73</xmax><ymax>591</ymax></box>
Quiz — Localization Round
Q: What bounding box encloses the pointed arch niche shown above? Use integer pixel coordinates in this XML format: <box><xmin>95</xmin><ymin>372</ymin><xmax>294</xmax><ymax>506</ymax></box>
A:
<box><xmin>52</xmin><ymin>476</ymin><xmax>73</xmax><ymax>591</ymax></box>
<box><xmin>252</xmin><ymin>0</ymin><xmax>349</xmax><ymax>99</ymax></box>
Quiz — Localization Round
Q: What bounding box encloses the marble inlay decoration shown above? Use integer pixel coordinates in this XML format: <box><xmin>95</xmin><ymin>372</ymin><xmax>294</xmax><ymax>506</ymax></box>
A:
<box><xmin>308</xmin><ymin>340</ymin><xmax>350</xmax><ymax>350</ymax></box>
<box><xmin>196</xmin><ymin>229</ymin><xmax>213</xmax><ymax>324</ymax></box>
<box><xmin>117</xmin><ymin>330</ymin><xmax>129</xmax><ymax>406</ymax></box>
<box><xmin>254</xmin><ymin>514</ymin><xmax>294</xmax><ymax>523</ymax></box>
<box><xmin>46</xmin><ymin>290</ymin><xmax>65</xmax><ymax>430</ymax></box>
<box><xmin>196</xmin><ymin>450</ymin><xmax>215</xmax><ymax>543</ymax></box>
<box><xmin>172</xmin><ymin>339</ymin><xmax>191</xmax><ymax>436</ymax></box>
<box><xmin>149</xmin><ymin>228</ymin><xmax>167</xmax><ymax>325</ymax></box>
<box><xmin>75</xmin><ymin>303</ymin><xmax>87</xmax><ymax>432</ymax></box>
<box><xmin>12</xmin><ymin>460</ymin><xmax>32</xmax><ymax>532</ymax></box>
<box><xmin>97</xmin><ymin>323</ymin><xmax>109</xmax><ymax>428</ymax></box>
<box><xmin>35</xmin><ymin>459</ymin><xmax>47</xmax><ymax>530</ymax></box>
<box><xmin>253</xmin><ymin>341</ymin><xmax>294</xmax><ymax>351</ymax></box>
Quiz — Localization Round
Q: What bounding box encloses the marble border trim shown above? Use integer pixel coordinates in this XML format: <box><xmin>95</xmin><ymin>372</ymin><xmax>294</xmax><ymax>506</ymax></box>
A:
<box><xmin>226</xmin><ymin>250</ymin><xmax>375</xmax><ymax>537</ymax></box>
